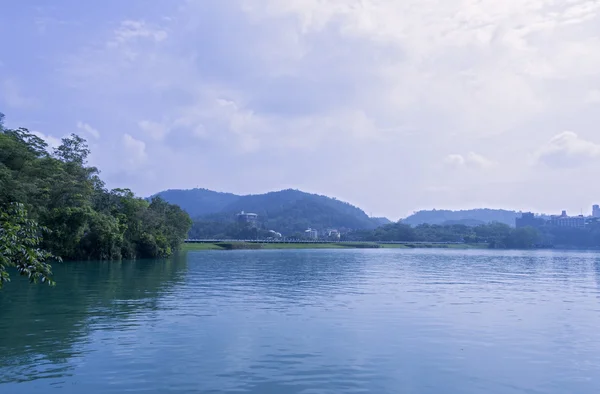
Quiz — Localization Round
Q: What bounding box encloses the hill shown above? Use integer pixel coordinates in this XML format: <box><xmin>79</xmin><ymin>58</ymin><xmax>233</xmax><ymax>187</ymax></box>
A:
<box><xmin>371</xmin><ymin>217</ymin><xmax>392</xmax><ymax>226</ymax></box>
<box><xmin>153</xmin><ymin>188</ymin><xmax>239</xmax><ymax>217</ymax></box>
<box><xmin>402</xmin><ymin>209</ymin><xmax>520</xmax><ymax>227</ymax></box>
<box><xmin>154</xmin><ymin>188</ymin><xmax>386</xmax><ymax>236</ymax></box>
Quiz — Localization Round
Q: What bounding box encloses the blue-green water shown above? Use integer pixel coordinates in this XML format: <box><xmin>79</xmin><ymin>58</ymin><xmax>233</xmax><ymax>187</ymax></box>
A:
<box><xmin>1</xmin><ymin>249</ymin><xmax>600</xmax><ymax>393</ymax></box>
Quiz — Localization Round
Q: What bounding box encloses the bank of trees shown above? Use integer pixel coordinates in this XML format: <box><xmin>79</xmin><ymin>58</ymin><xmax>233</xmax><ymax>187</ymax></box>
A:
<box><xmin>344</xmin><ymin>222</ymin><xmax>543</xmax><ymax>249</ymax></box>
<box><xmin>0</xmin><ymin>113</ymin><xmax>191</xmax><ymax>286</ymax></box>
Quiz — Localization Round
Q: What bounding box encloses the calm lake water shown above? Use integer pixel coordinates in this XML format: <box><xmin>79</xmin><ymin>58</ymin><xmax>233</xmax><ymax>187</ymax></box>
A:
<box><xmin>1</xmin><ymin>249</ymin><xmax>600</xmax><ymax>393</ymax></box>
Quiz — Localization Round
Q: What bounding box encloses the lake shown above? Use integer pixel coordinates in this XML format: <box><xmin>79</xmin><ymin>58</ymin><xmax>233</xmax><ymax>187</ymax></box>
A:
<box><xmin>1</xmin><ymin>249</ymin><xmax>600</xmax><ymax>393</ymax></box>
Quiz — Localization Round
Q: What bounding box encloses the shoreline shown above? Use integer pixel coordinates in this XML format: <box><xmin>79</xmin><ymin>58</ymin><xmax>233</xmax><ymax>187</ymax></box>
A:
<box><xmin>181</xmin><ymin>242</ymin><xmax>489</xmax><ymax>251</ymax></box>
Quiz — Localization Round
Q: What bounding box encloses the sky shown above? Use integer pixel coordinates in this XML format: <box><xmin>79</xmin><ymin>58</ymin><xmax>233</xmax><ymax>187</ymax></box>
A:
<box><xmin>2</xmin><ymin>0</ymin><xmax>600</xmax><ymax>220</ymax></box>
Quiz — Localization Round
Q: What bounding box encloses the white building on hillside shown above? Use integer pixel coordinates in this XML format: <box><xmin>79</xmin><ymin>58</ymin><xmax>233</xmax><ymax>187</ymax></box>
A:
<box><xmin>305</xmin><ymin>228</ymin><xmax>318</xmax><ymax>240</ymax></box>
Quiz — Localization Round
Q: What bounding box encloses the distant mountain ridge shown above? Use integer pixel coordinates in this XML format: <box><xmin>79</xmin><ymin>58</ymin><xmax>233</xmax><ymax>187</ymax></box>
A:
<box><xmin>154</xmin><ymin>188</ymin><xmax>239</xmax><ymax>217</ymax></box>
<box><xmin>402</xmin><ymin>209</ymin><xmax>522</xmax><ymax>227</ymax></box>
<box><xmin>153</xmin><ymin>188</ymin><xmax>387</xmax><ymax>235</ymax></box>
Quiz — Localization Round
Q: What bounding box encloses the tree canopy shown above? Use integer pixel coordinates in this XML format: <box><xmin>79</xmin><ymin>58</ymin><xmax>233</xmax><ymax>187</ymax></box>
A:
<box><xmin>0</xmin><ymin>203</ymin><xmax>59</xmax><ymax>289</ymax></box>
<box><xmin>0</xmin><ymin>113</ymin><xmax>192</xmax><ymax>286</ymax></box>
<box><xmin>158</xmin><ymin>188</ymin><xmax>385</xmax><ymax>236</ymax></box>
<box><xmin>344</xmin><ymin>221</ymin><xmax>542</xmax><ymax>249</ymax></box>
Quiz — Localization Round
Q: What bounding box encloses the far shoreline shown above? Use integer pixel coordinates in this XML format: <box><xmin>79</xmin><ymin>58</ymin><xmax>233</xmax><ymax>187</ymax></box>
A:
<box><xmin>180</xmin><ymin>242</ymin><xmax>600</xmax><ymax>252</ymax></box>
<box><xmin>181</xmin><ymin>242</ymin><xmax>489</xmax><ymax>252</ymax></box>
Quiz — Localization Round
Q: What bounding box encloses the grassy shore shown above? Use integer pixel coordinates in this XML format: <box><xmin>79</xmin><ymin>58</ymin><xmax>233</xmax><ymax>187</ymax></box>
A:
<box><xmin>379</xmin><ymin>243</ymin><xmax>488</xmax><ymax>249</ymax></box>
<box><xmin>182</xmin><ymin>242</ymin><xmax>488</xmax><ymax>251</ymax></box>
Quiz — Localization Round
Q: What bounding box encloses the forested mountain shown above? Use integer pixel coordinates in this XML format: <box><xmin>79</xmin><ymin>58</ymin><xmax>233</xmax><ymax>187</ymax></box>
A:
<box><xmin>155</xmin><ymin>188</ymin><xmax>386</xmax><ymax>237</ymax></box>
<box><xmin>402</xmin><ymin>209</ymin><xmax>522</xmax><ymax>227</ymax></box>
<box><xmin>1</xmin><ymin>112</ymin><xmax>192</xmax><ymax>287</ymax></box>
<box><xmin>154</xmin><ymin>188</ymin><xmax>239</xmax><ymax>217</ymax></box>
<box><xmin>370</xmin><ymin>217</ymin><xmax>392</xmax><ymax>226</ymax></box>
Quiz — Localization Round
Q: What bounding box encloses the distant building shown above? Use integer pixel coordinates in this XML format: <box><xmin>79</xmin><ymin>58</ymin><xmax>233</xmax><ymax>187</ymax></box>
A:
<box><xmin>237</xmin><ymin>211</ymin><xmax>258</xmax><ymax>228</ymax></box>
<box><xmin>549</xmin><ymin>210</ymin><xmax>585</xmax><ymax>228</ymax></box>
<box><xmin>328</xmin><ymin>229</ymin><xmax>341</xmax><ymax>241</ymax></box>
<box><xmin>305</xmin><ymin>228</ymin><xmax>318</xmax><ymax>240</ymax></box>
<box><xmin>515</xmin><ymin>212</ymin><xmax>545</xmax><ymax>229</ymax></box>
<box><xmin>586</xmin><ymin>217</ymin><xmax>600</xmax><ymax>226</ymax></box>
<box><xmin>593</xmin><ymin>205</ymin><xmax>600</xmax><ymax>218</ymax></box>
<box><xmin>268</xmin><ymin>230</ymin><xmax>282</xmax><ymax>239</ymax></box>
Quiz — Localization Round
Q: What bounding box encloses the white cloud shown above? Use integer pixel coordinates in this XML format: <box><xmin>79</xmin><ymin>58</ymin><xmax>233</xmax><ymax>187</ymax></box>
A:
<box><xmin>1</xmin><ymin>79</ymin><xmax>36</xmax><ymax>109</ymax></box>
<box><xmin>76</xmin><ymin>121</ymin><xmax>100</xmax><ymax>139</ymax></box>
<box><xmin>445</xmin><ymin>154</ymin><xmax>467</xmax><ymax>167</ymax></box>
<box><xmin>445</xmin><ymin>152</ymin><xmax>495</xmax><ymax>169</ymax></box>
<box><xmin>45</xmin><ymin>0</ymin><xmax>600</xmax><ymax>214</ymax></box>
<box><xmin>31</xmin><ymin>131</ymin><xmax>62</xmax><ymax>150</ymax></box>
<box><xmin>111</xmin><ymin>20</ymin><xmax>168</xmax><ymax>46</ymax></box>
<box><xmin>122</xmin><ymin>134</ymin><xmax>147</xmax><ymax>167</ymax></box>
<box><xmin>586</xmin><ymin>90</ymin><xmax>600</xmax><ymax>103</ymax></box>
<box><xmin>138</xmin><ymin>120</ymin><xmax>168</xmax><ymax>141</ymax></box>
<box><xmin>535</xmin><ymin>131</ymin><xmax>600</xmax><ymax>168</ymax></box>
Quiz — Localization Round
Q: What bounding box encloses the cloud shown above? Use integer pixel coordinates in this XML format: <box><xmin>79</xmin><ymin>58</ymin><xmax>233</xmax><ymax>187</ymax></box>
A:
<box><xmin>17</xmin><ymin>0</ymin><xmax>600</xmax><ymax>215</ymax></box>
<box><xmin>445</xmin><ymin>152</ymin><xmax>495</xmax><ymax>169</ymax></box>
<box><xmin>1</xmin><ymin>79</ymin><xmax>36</xmax><ymax>109</ymax></box>
<box><xmin>122</xmin><ymin>134</ymin><xmax>147</xmax><ymax>167</ymax></box>
<box><xmin>31</xmin><ymin>131</ymin><xmax>62</xmax><ymax>150</ymax></box>
<box><xmin>138</xmin><ymin>120</ymin><xmax>168</xmax><ymax>141</ymax></box>
<box><xmin>110</xmin><ymin>20</ymin><xmax>168</xmax><ymax>46</ymax></box>
<box><xmin>586</xmin><ymin>90</ymin><xmax>600</xmax><ymax>103</ymax></box>
<box><xmin>76</xmin><ymin>121</ymin><xmax>100</xmax><ymax>139</ymax></box>
<box><xmin>535</xmin><ymin>131</ymin><xmax>600</xmax><ymax>168</ymax></box>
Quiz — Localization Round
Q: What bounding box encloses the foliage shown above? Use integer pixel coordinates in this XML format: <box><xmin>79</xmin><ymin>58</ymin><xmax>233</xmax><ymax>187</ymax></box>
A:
<box><xmin>402</xmin><ymin>209</ymin><xmax>537</xmax><ymax>227</ymax></box>
<box><xmin>0</xmin><ymin>113</ymin><xmax>192</xmax><ymax>272</ymax></box>
<box><xmin>188</xmin><ymin>221</ymin><xmax>273</xmax><ymax>240</ymax></box>
<box><xmin>344</xmin><ymin>221</ymin><xmax>545</xmax><ymax>249</ymax></box>
<box><xmin>0</xmin><ymin>203</ymin><xmax>60</xmax><ymax>289</ymax></box>
<box><xmin>158</xmin><ymin>188</ymin><xmax>386</xmax><ymax>236</ymax></box>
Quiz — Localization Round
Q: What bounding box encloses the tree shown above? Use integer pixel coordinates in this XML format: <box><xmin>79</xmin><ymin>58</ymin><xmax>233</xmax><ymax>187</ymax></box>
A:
<box><xmin>0</xmin><ymin>203</ymin><xmax>60</xmax><ymax>289</ymax></box>
<box><xmin>4</xmin><ymin>127</ymin><xmax>50</xmax><ymax>158</ymax></box>
<box><xmin>53</xmin><ymin>134</ymin><xmax>91</xmax><ymax>164</ymax></box>
<box><xmin>504</xmin><ymin>227</ymin><xmax>540</xmax><ymax>249</ymax></box>
<box><xmin>1</xmin><ymin>113</ymin><xmax>192</xmax><ymax>262</ymax></box>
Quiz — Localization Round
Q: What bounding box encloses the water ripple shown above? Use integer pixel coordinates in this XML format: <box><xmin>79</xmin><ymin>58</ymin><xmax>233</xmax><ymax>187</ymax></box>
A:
<box><xmin>1</xmin><ymin>249</ymin><xmax>600</xmax><ymax>393</ymax></box>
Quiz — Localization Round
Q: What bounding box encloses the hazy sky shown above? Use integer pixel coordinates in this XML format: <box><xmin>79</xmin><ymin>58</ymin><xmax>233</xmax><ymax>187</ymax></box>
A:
<box><xmin>2</xmin><ymin>0</ymin><xmax>600</xmax><ymax>219</ymax></box>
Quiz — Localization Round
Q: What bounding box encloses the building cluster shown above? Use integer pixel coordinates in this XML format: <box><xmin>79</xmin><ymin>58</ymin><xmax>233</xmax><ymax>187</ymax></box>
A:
<box><xmin>516</xmin><ymin>205</ymin><xmax>600</xmax><ymax>229</ymax></box>
<box><xmin>237</xmin><ymin>211</ymin><xmax>259</xmax><ymax>227</ymax></box>
<box><xmin>304</xmin><ymin>229</ymin><xmax>341</xmax><ymax>241</ymax></box>
<box><xmin>304</xmin><ymin>228</ymin><xmax>318</xmax><ymax>239</ymax></box>
<box><xmin>237</xmin><ymin>211</ymin><xmax>340</xmax><ymax>240</ymax></box>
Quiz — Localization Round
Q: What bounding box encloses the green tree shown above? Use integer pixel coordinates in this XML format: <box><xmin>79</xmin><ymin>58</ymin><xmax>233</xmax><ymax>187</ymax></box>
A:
<box><xmin>53</xmin><ymin>134</ymin><xmax>91</xmax><ymax>164</ymax></box>
<box><xmin>1</xmin><ymin>113</ymin><xmax>192</xmax><ymax>262</ymax></box>
<box><xmin>504</xmin><ymin>227</ymin><xmax>540</xmax><ymax>249</ymax></box>
<box><xmin>0</xmin><ymin>203</ymin><xmax>60</xmax><ymax>289</ymax></box>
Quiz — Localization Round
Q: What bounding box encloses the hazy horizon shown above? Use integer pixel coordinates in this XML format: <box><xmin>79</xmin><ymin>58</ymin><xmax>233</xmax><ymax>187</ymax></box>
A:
<box><xmin>2</xmin><ymin>1</ymin><xmax>600</xmax><ymax>218</ymax></box>
<box><xmin>154</xmin><ymin>186</ymin><xmax>590</xmax><ymax>221</ymax></box>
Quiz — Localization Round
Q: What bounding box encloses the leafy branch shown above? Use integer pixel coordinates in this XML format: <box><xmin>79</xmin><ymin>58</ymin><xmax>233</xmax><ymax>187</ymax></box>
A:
<box><xmin>0</xmin><ymin>203</ymin><xmax>61</xmax><ymax>289</ymax></box>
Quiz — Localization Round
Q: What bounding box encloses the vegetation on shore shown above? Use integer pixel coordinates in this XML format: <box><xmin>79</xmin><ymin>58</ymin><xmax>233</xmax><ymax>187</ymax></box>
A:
<box><xmin>345</xmin><ymin>222</ymin><xmax>543</xmax><ymax>249</ymax></box>
<box><xmin>183</xmin><ymin>242</ymin><xmax>372</xmax><ymax>251</ymax></box>
<box><xmin>401</xmin><ymin>208</ymin><xmax>525</xmax><ymax>227</ymax></box>
<box><xmin>0</xmin><ymin>112</ymin><xmax>192</xmax><ymax>287</ymax></box>
<box><xmin>182</xmin><ymin>242</ymin><xmax>488</xmax><ymax>252</ymax></box>
<box><xmin>346</xmin><ymin>220</ymin><xmax>600</xmax><ymax>250</ymax></box>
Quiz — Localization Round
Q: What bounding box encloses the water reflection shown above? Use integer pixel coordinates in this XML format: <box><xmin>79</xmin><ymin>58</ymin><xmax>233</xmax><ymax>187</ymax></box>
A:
<box><xmin>0</xmin><ymin>256</ymin><xmax>188</xmax><ymax>383</ymax></box>
<box><xmin>1</xmin><ymin>249</ymin><xmax>600</xmax><ymax>394</ymax></box>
